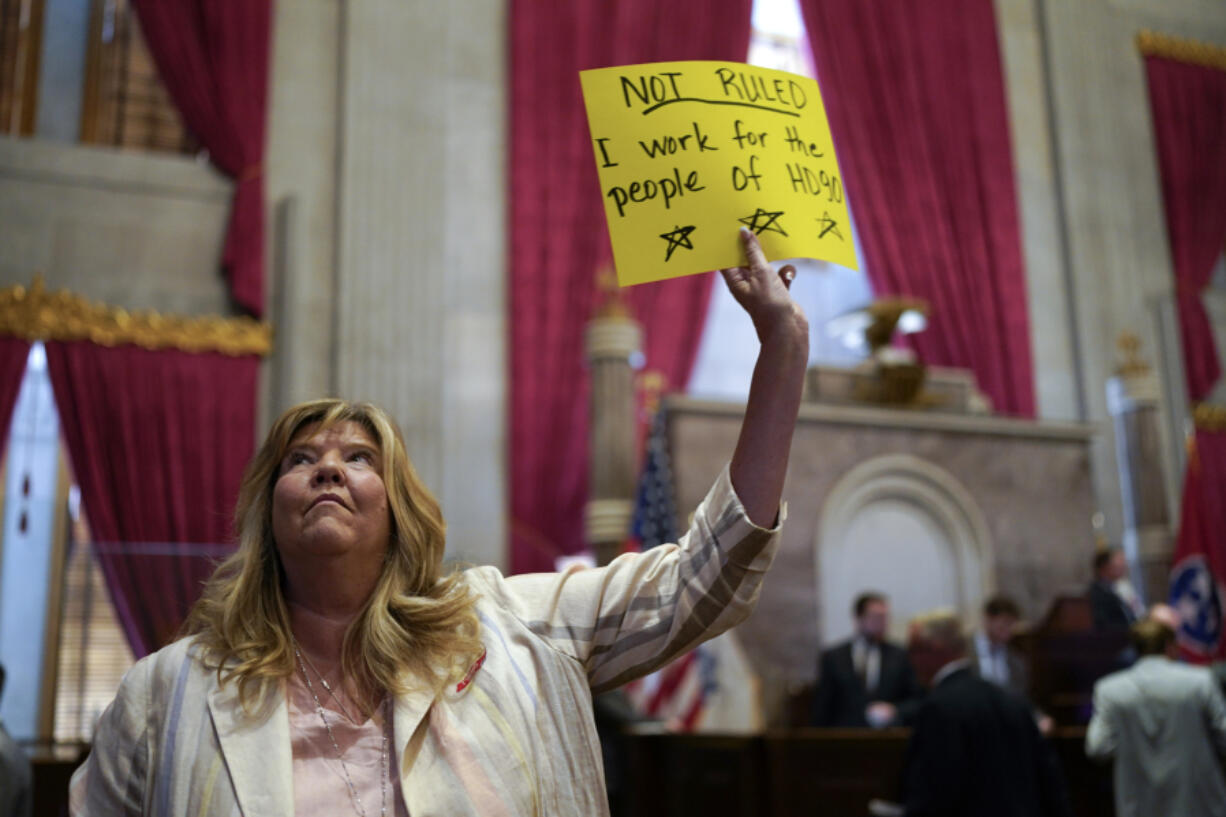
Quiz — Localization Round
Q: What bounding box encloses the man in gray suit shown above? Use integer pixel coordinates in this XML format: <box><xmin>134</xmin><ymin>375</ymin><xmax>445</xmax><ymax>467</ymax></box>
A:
<box><xmin>1086</xmin><ymin>617</ymin><xmax>1226</xmax><ymax>817</ymax></box>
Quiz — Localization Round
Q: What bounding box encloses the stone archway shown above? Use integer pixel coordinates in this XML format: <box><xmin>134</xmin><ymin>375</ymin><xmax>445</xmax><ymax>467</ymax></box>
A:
<box><xmin>815</xmin><ymin>454</ymin><xmax>995</xmax><ymax>645</ymax></box>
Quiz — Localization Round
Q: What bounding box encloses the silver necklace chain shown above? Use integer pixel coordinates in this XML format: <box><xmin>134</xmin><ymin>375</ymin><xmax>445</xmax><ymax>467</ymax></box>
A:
<box><xmin>297</xmin><ymin>646</ymin><xmax>361</xmax><ymax>724</ymax></box>
<box><xmin>294</xmin><ymin>647</ymin><xmax>389</xmax><ymax>817</ymax></box>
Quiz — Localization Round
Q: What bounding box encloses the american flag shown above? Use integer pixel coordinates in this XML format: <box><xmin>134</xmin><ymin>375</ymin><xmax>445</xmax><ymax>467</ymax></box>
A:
<box><xmin>623</xmin><ymin>642</ymin><xmax>719</xmax><ymax>730</ymax></box>
<box><xmin>623</xmin><ymin>407</ymin><xmax>717</xmax><ymax>729</ymax></box>
<box><xmin>629</xmin><ymin>408</ymin><xmax>678</xmax><ymax>549</ymax></box>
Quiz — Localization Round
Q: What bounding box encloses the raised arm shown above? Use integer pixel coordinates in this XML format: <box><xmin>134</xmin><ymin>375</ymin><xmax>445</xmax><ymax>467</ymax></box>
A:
<box><xmin>485</xmin><ymin>230</ymin><xmax>810</xmax><ymax>688</ymax></box>
<box><xmin>722</xmin><ymin>227</ymin><xmax>809</xmax><ymax>527</ymax></box>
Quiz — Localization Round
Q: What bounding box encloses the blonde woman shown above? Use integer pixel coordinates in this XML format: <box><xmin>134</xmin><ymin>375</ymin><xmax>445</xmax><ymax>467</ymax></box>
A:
<box><xmin>70</xmin><ymin>229</ymin><xmax>808</xmax><ymax>816</ymax></box>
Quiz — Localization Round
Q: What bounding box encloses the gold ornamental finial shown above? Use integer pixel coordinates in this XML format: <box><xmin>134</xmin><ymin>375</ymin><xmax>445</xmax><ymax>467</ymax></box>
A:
<box><xmin>1114</xmin><ymin>332</ymin><xmax>1150</xmax><ymax>377</ymax></box>
<box><xmin>594</xmin><ymin>264</ymin><xmax>633</xmax><ymax>320</ymax></box>
<box><xmin>637</xmin><ymin>370</ymin><xmax>669</xmax><ymax>416</ymax></box>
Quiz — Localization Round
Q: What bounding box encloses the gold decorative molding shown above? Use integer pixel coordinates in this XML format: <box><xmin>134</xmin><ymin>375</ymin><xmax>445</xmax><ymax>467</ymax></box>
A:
<box><xmin>1137</xmin><ymin>30</ymin><xmax>1226</xmax><ymax>72</ymax></box>
<box><xmin>1193</xmin><ymin>402</ymin><xmax>1226</xmax><ymax>432</ymax></box>
<box><xmin>0</xmin><ymin>276</ymin><xmax>272</xmax><ymax>357</ymax></box>
<box><xmin>1114</xmin><ymin>332</ymin><xmax>1151</xmax><ymax>377</ymax></box>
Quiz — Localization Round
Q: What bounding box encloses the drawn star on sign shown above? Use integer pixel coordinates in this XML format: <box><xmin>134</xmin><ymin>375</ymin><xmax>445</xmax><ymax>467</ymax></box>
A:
<box><xmin>659</xmin><ymin>225</ymin><xmax>697</xmax><ymax>262</ymax></box>
<box><xmin>816</xmin><ymin>210</ymin><xmax>844</xmax><ymax>241</ymax></box>
<box><xmin>738</xmin><ymin>208</ymin><xmax>788</xmax><ymax>237</ymax></box>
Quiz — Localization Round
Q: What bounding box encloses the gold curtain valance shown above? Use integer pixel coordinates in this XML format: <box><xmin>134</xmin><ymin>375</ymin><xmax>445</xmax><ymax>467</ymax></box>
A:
<box><xmin>1193</xmin><ymin>402</ymin><xmax>1226</xmax><ymax>432</ymax></box>
<box><xmin>0</xmin><ymin>277</ymin><xmax>272</xmax><ymax>357</ymax></box>
<box><xmin>1137</xmin><ymin>30</ymin><xmax>1226</xmax><ymax>72</ymax></box>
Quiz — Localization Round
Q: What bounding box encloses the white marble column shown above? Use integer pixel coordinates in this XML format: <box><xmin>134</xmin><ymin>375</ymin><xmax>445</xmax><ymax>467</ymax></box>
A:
<box><xmin>264</xmin><ymin>0</ymin><xmax>344</xmax><ymax>420</ymax></box>
<box><xmin>1106</xmin><ymin>335</ymin><xmax>1174</xmax><ymax>605</ymax></box>
<box><xmin>584</xmin><ymin>296</ymin><xmax>642</xmax><ymax>566</ymax></box>
<box><xmin>266</xmin><ymin>0</ymin><xmax>507</xmax><ymax>568</ymax></box>
<box><xmin>336</xmin><ymin>0</ymin><xmax>506</xmax><ymax>568</ymax></box>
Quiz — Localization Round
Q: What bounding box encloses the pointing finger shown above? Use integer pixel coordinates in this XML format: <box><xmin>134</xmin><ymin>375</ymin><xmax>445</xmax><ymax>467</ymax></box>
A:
<box><xmin>738</xmin><ymin>227</ymin><xmax>769</xmax><ymax>271</ymax></box>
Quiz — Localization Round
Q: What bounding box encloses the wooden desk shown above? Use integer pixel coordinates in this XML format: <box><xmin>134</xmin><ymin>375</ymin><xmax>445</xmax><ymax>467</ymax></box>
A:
<box><xmin>624</xmin><ymin>728</ymin><xmax>1113</xmax><ymax>817</ymax></box>
<box><xmin>625</xmin><ymin>731</ymin><xmax>767</xmax><ymax>817</ymax></box>
<box><xmin>30</xmin><ymin>744</ymin><xmax>87</xmax><ymax>817</ymax></box>
<box><xmin>765</xmin><ymin>729</ymin><xmax>907</xmax><ymax>817</ymax></box>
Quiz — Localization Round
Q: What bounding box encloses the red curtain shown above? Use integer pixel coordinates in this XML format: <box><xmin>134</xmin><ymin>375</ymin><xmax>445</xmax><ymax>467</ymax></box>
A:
<box><xmin>509</xmin><ymin>0</ymin><xmax>753</xmax><ymax>573</ymax></box>
<box><xmin>130</xmin><ymin>0</ymin><xmax>272</xmax><ymax>316</ymax></box>
<box><xmin>0</xmin><ymin>338</ymin><xmax>30</xmax><ymax>459</ymax></box>
<box><xmin>46</xmin><ymin>342</ymin><xmax>257</xmax><ymax>657</ymax></box>
<box><xmin>800</xmin><ymin>0</ymin><xmax>1035</xmax><ymax>416</ymax></box>
<box><xmin>1171</xmin><ymin>429</ymin><xmax>1226</xmax><ymax>662</ymax></box>
<box><xmin>1143</xmin><ymin>56</ymin><xmax>1226</xmax><ymax>402</ymax></box>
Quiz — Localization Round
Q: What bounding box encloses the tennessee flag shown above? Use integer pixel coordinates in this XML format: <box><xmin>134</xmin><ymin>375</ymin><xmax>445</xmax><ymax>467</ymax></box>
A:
<box><xmin>1170</xmin><ymin>428</ymin><xmax>1226</xmax><ymax>662</ymax></box>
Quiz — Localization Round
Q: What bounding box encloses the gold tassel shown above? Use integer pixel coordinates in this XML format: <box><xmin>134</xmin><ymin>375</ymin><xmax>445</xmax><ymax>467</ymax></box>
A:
<box><xmin>0</xmin><ymin>276</ymin><xmax>272</xmax><ymax>357</ymax></box>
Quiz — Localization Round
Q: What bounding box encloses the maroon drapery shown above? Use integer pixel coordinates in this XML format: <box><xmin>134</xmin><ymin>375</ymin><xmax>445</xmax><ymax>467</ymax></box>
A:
<box><xmin>0</xmin><ymin>338</ymin><xmax>30</xmax><ymax>459</ymax></box>
<box><xmin>46</xmin><ymin>342</ymin><xmax>257</xmax><ymax>657</ymax></box>
<box><xmin>130</xmin><ymin>0</ymin><xmax>272</xmax><ymax>316</ymax></box>
<box><xmin>800</xmin><ymin>0</ymin><xmax>1035</xmax><ymax>416</ymax></box>
<box><xmin>1143</xmin><ymin>56</ymin><xmax>1226</xmax><ymax>402</ymax></box>
<box><xmin>509</xmin><ymin>0</ymin><xmax>753</xmax><ymax>574</ymax></box>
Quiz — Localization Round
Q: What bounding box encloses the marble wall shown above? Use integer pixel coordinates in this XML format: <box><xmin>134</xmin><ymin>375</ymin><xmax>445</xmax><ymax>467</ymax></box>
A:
<box><xmin>0</xmin><ymin>0</ymin><xmax>509</xmax><ymax>570</ymax></box>
<box><xmin>995</xmin><ymin>0</ymin><xmax>1226</xmax><ymax>561</ymax></box>
<box><xmin>666</xmin><ymin>396</ymin><xmax>1096</xmax><ymax>720</ymax></box>
<box><xmin>3</xmin><ymin>0</ymin><xmax>1224</xmax><ymax>579</ymax></box>
<box><xmin>0</xmin><ymin>138</ymin><xmax>233</xmax><ymax>316</ymax></box>
<box><xmin>994</xmin><ymin>0</ymin><xmax>1081</xmax><ymax>424</ymax></box>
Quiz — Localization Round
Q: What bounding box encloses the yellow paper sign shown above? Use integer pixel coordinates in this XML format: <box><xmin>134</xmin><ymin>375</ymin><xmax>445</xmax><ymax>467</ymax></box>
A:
<box><xmin>580</xmin><ymin>60</ymin><xmax>857</xmax><ymax>286</ymax></box>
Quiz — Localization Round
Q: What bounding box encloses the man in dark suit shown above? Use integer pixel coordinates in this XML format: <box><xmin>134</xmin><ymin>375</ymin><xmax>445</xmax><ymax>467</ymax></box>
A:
<box><xmin>811</xmin><ymin>592</ymin><xmax>922</xmax><ymax>728</ymax></box>
<box><xmin>973</xmin><ymin>594</ymin><xmax>1054</xmax><ymax>734</ymax></box>
<box><xmin>901</xmin><ymin>612</ymin><xmax>1072</xmax><ymax>817</ymax></box>
<box><xmin>1088</xmin><ymin>547</ymin><xmax>1142</xmax><ymax>632</ymax></box>
<box><xmin>972</xmin><ymin>595</ymin><xmax>1029</xmax><ymax>697</ymax></box>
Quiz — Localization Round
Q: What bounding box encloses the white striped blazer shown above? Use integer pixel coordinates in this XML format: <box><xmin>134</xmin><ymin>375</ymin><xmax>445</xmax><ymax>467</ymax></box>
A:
<box><xmin>70</xmin><ymin>465</ymin><xmax>781</xmax><ymax>816</ymax></box>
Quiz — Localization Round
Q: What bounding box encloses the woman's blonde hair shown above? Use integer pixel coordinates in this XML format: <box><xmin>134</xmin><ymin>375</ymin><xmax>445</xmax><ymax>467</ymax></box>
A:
<box><xmin>183</xmin><ymin>398</ymin><xmax>482</xmax><ymax>711</ymax></box>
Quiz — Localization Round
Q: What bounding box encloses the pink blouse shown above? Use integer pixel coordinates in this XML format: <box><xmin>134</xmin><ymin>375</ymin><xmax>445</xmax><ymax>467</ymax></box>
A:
<box><xmin>287</xmin><ymin>674</ymin><xmax>409</xmax><ymax>816</ymax></box>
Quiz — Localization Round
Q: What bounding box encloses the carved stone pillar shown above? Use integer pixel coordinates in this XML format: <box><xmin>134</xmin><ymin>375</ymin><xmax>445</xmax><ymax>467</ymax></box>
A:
<box><xmin>584</xmin><ymin>280</ymin><xmax>642</xmax><ymax>565</ymax></box>
<box><xmin>318</xmin><ymin>0</ymin><xmax>505</xmax><ymax>569</ymax></box>
<box><xmin>1106</xmin><ymin>334</ymin><xmax>1174</xmax><ymax>605</ymax></box>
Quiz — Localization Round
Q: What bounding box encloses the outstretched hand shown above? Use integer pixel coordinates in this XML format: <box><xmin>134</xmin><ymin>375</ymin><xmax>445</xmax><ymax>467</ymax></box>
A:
<box><xmin>720</xmin><ymin>227</ymin><xmax>809</xmax><ymax>346</ymax></box>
